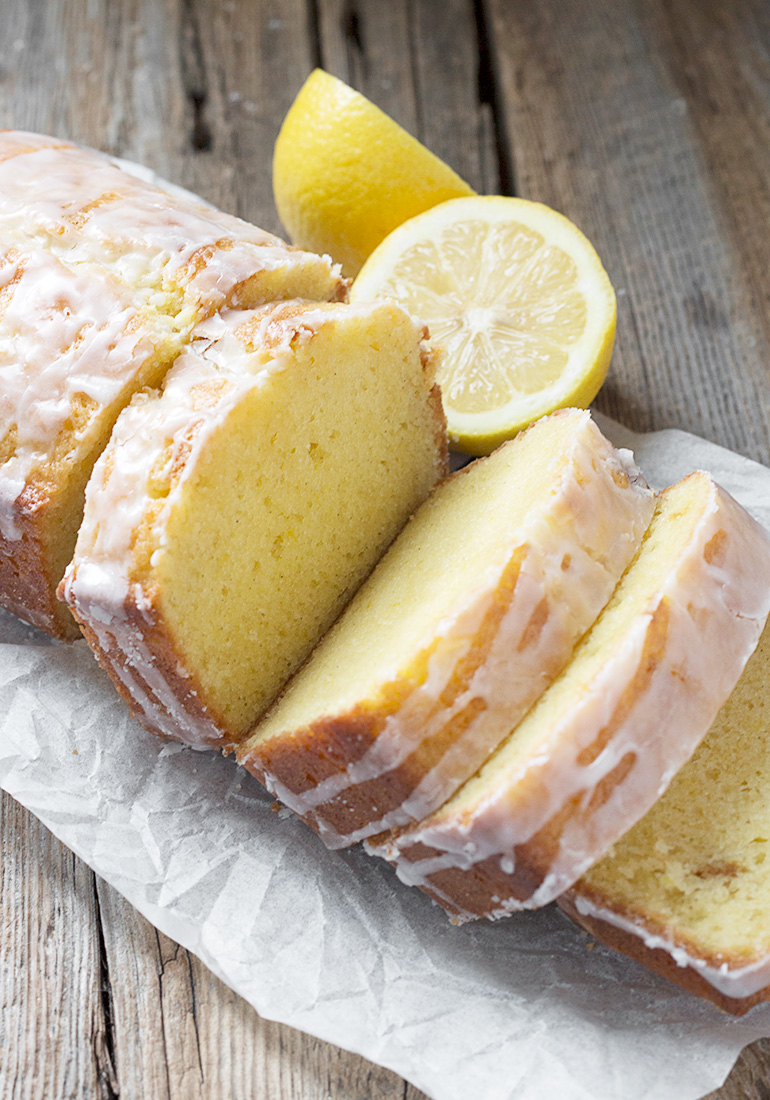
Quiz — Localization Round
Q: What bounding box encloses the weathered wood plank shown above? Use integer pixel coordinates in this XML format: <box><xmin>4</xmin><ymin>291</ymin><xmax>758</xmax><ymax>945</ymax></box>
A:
<box><xmin>96</xmin><ymin>875</ymin><xmax>427</xmax><ymax>1099</ymax></box>
<box><xmin>0</xmin><ymin>0</ymin><xmax>313</xmax><ymax>231</ymax></box>
<box><xmin>0</xmin><ymin>793</ymin><xmax>110</xmax><ymax>1100</ymax></box>
<box><xmin>484</xmin><ymin>0</ymin><xmax>770</xmax><ymax>464</ymax></box>
<box><xmin>704</xmin><ymin>1039</ymin><xmax>770</xmax><ymax>1100</ymax></box>
<box><xmin>0</xmin><ymin>797</ymin><xmax>427</xmax><ymax>1100</ymax></box>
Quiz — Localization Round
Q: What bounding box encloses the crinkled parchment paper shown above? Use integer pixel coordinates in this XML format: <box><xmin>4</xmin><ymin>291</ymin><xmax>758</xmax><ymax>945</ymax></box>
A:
<box><xmin>2</xmin><ymin>418</ymin><xmax>770</xmax><ymax>1100</ymax></box>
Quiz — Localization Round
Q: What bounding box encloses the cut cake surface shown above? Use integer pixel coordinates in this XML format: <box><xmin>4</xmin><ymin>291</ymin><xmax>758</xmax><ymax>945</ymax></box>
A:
<box><xmin>239</xmin><ymin>409</ymin><xmax>655</xmax><ymax>848</ymax></box>
<box><xmin>370</xmin><ymin>472</ymin><xmax>770</xmax><ymax>920</ymax></box>
<box><xmin>61</xmin><ymin>299</ymin><xmax>447</xmax><ymax>749</ymax></box>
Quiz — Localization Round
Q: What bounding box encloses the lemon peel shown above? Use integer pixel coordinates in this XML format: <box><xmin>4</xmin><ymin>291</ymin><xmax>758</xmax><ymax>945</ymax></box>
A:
<box><xmin>273</xmin><ymin>69</ymin><xmax>474</xmax><ymax>277</ymax></box>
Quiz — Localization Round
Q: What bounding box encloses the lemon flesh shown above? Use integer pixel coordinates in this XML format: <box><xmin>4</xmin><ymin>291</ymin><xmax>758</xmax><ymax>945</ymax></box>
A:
<box><xmin>352</xmin><ymin>196</ymin><xmax>617</xmax><ymax>455</ymax></box>
<box><xmin>273</xmin><ymin>69</ymin><xmax>474</xmax><ymax>277</ymax></box>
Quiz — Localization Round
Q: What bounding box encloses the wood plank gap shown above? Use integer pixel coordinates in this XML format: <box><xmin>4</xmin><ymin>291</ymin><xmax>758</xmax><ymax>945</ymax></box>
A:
<box><xmin>92</xmin><ymin>873</ymin><xmax>121</xmax><ymax>1100</ymax></box>
<box><xmin>473</xmin><ymin>0</ymin><xmax>514</xmax><ymax>194</ymax></box>
<box><xmin>179</xmin><ymin>0</ymin><xmax>212</xmax><ymax>152</ymax></box>
<box><xmin>405</xmin><ymin>0</ymin><xmax>426</xmax><ymax>142</ymax></box>
<box><xmin>305</xmin><ymin>0</ymin><xmax>323</xmax><ymax>71</ymax></box>
<box><xmin>342</xmin><ymin>0</ymin><xmax>367</xmax><ymax>86</ymax></box>
<box><xmin>154</xmin><ymin>928</ymin><xmax>176</xmax><ymax>1100</ymax></box>
<box><xmin>185</xmin><ymin>947</ymin><xmax>205</xmax><ymax>1081</ymax></box>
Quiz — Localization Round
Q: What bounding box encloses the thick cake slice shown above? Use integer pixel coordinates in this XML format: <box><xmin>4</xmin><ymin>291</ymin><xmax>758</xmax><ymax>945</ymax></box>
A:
<box><xmin>238</xmin><ymin>410</ymin><xmax>655</xmax><ymax>848</ymax></box>
<box><xmin>0</xmin><ymin>132</ymin><xmax>346</xmax><ymax>322</ymax></box>
<box><xmin>61</xmin><ymin>299</ymin><xmax>447</xmax><ymax>749</ymax></box>
<box><xmin>0</xmin><ymin>131</ymin><xmax>346</xmax><ymax>637</ymax></box>
<box><xmin>561</xmin><ymin>617</ymin><xmax>770</xmax><ymax>1016</ymax></box>
<box><xmin>370</xmin><ymin>473</ymin><xmax>770</xmax><ymax>920</ymax></box>
<box><xmin>0</xmin><ymin>243</ymin><xmax>181</xmax><ymax>636</ymax></box>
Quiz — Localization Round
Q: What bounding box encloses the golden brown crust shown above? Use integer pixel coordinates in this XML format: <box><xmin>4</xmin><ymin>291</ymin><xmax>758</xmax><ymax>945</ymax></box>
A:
<box><xmin>67</xmin><ymin>583</ymin><xmax>236</xmax><ymax>750</ymax></box>
<box><xmin>558</xmin><ymin>893</ymin><xmax>769</xmax><ymax>1016</ymax></box>
<box><xmin>389</xmin><ymin>748</ymin><xmax>641</xmax><ymax>919</ymax></box>
<box><xmin>239</xmin><ymin>550</ymin><xmax>525</xmax><ymax>839</ymax></box>
<box><xmin>379</xmin><ymin>603</ymin><xmax>670</xmax><ymax>919</ymax></box>
<box><xmin>0</xmin><ymin>483</ymin><xmax>80</xmax><ymax>639</ymax></box>
<box><xmin>427</xmin><ymin>381</ymin><xmax>450</xmax><ymax>479</ymax></box>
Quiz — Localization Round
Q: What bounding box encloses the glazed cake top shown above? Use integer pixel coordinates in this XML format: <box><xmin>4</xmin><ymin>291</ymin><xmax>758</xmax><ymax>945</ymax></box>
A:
<box><xmin>0</xmin><ymin>131</ymin><xmax>342</xmax><ymax>321</ymax></box>
<box><xmin>0</xmin><ymin>242</ymin><xmax>178</xmax><ymax>539</ymax></box>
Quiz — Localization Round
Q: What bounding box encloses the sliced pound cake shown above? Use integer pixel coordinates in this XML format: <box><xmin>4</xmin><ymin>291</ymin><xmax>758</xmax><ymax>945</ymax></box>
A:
<box><xmin>561</xmin><ymin>617</ymin><xmax>770</xmax><ymax>1015</ymax></box>
<box><xmin>369</xmin><ymin>473</ymin><xmax>770</xmax><ymax>920</ymax></box>
<box><xmin>61</xmin><ymin>299</ymin><xmax>447</xmax><ymax>749</ymax></box>
<box><xmin>238</xmin><ymin>410</ymin><xmax>655</xmax><ymax>847</ymax></box>
<box><xmin>0</xmin><ymin>131</ymin><xmax>345</xmax><ymax>637</ymax></box>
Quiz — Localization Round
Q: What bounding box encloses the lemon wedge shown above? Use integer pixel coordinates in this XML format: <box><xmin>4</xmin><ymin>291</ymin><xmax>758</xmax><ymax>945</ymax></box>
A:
<box><xmin>351</xmin><ymin>196</ymin><xmax>617</xmax><ymax>455</ymax></box>
<box><xmin>272</xmin><ymin>69</ymin><xmax>475</xmax><ymax>277</ymax></box>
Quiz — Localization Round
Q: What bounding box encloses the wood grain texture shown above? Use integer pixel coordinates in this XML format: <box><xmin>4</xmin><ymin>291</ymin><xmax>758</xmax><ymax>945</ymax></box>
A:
<box><xmin>1</xmin><ymin>0</ymin><xmax>769</xmax><ymax>1096</ymax></box>
<box><xmin>0</xmin><ymin>794</ymin><xmax>108</xmax><ymax>1100</ymax></box>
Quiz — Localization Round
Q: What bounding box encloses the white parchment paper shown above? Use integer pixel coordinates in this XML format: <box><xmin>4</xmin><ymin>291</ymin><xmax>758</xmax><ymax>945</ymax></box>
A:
<box><xmin>2</xmin><ymin>417</ymin><xmax>770</xmax><ymax>1100</ymax></box>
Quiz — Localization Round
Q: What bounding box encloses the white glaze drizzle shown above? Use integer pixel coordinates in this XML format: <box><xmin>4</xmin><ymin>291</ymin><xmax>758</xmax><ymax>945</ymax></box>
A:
<box><xmin>372</xmin><ymin>480</ymin><xmax>770</xmax><ymax>919</ymax></box>
<box><xmin>0</xmin><ymin>132</ymin><xmax>341</xmax><ymax>317</ymax></box>
<box><xmin>0</xmin><ymin>245</ymin><xmax>174</xmax><ymax>539</ymax></box>
<box><xmin>571</xmin><ymin>893</ymin><xmax>770</xmax><ymax>1001</ymax></box>
<box><xmin>258</xmin><ymin>415</ymin><xmax>656</xmax><ymax>848</ymax></box>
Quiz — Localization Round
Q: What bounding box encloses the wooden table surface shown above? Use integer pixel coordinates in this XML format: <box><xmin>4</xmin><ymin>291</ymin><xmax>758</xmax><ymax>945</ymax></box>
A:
<box><xmin>2</xmin><ymin>1</ymin><xmax>770</xmax><ymax>1096</ymax></box>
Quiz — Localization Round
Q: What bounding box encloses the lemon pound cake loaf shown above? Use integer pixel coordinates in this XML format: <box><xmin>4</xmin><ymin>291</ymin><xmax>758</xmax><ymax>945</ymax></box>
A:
<box><xmin>561</xmin><ymin>618</ymin><xmax>770</xmax><ymax>1015</ymax></box>
<box><xmin>370</xmin><ymin>473</ymin><xmax>770</xmax><ymax>921</ymax></box>
<box><xmin>0</xmin><ymin>130</ymin><xmax>345</xmax><ymax>637</ymax></box>
<box><xmin>238</xmin><ymin>410</ymin><xmax>655</xmax><ymax>848</ymax></box>
<box><xmin>61</xmin><ymin>299</ymin><xmax>447</xmax><ymax>749</ymax></box>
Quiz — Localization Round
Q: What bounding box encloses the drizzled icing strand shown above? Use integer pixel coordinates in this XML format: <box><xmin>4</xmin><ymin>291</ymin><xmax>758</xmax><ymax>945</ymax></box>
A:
<box><xmin>0</xmin><ymin>245</ymin><xmax>175</xmax><ymax>539</ymax></box>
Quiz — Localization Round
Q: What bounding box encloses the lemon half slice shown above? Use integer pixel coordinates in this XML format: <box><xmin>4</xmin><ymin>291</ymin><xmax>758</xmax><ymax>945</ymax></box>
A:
<box><xmin>351</xmin><ymin>196</ymin><xmax>617</xmax><ymax>455</ymax></box>
<box><xmin>273</xmin><ymin>70</ymin><xmax>474</xmax><ymax>277</ymax></box>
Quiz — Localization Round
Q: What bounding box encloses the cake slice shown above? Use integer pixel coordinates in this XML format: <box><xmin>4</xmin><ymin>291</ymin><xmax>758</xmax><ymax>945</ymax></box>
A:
<box><xmin>238</xmin><ymin>410</ymin><xmax>655</xmax><ymax>847</ymax></box>
<box><xmin>561</xmin><ymin>616</ymin><xmax>770</xmax><ymax>1015</ymax></box>
<box><xmin>61</xmin><ymin>299</ymin><xmax>447</xmax><ymax>749</ymax></box>
<box><xmin>0</xmin><ymin>131</ymin><xmax>346</xmax><ymax>637</ymax></box>
<box><xmin>370</xmin><ymin>473</ymin><xmax>770</xmax><ymax>919</ymax></box>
